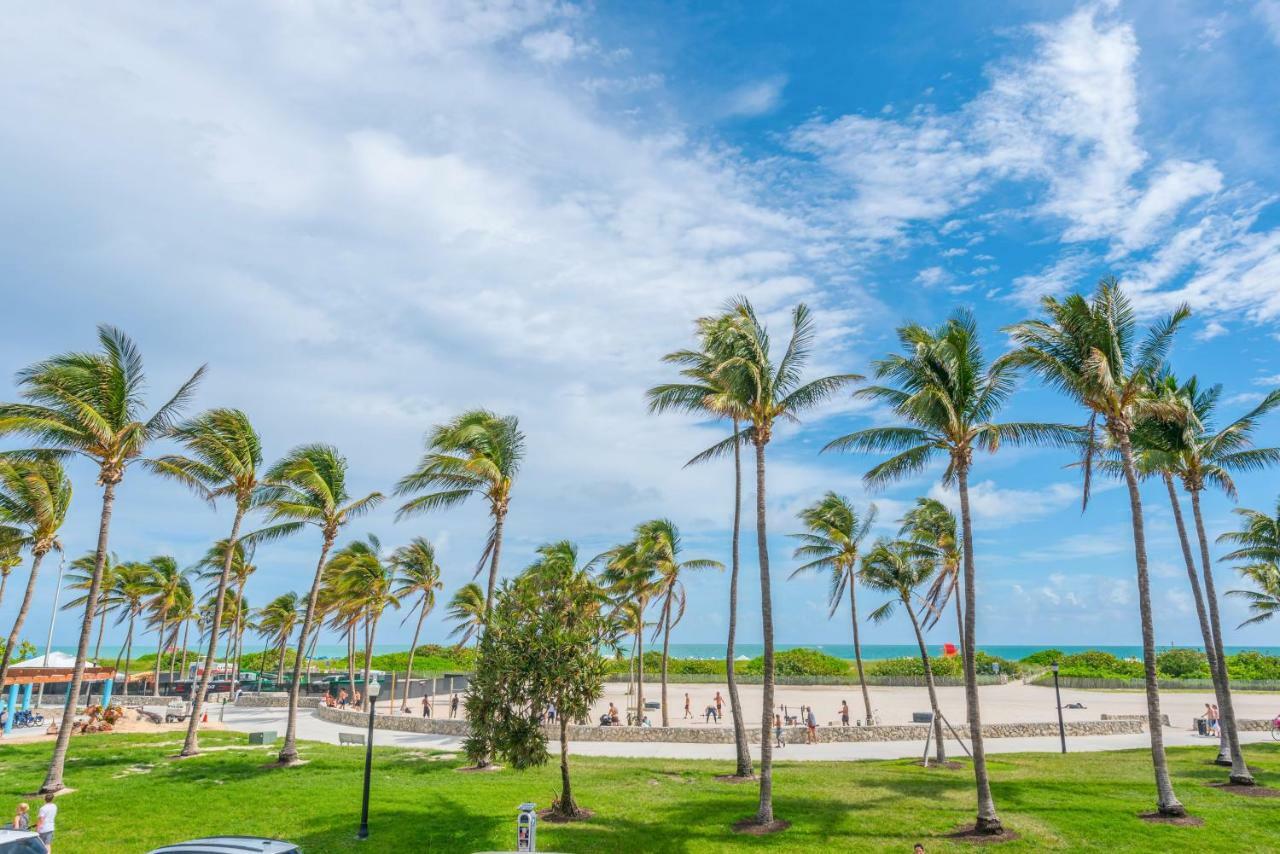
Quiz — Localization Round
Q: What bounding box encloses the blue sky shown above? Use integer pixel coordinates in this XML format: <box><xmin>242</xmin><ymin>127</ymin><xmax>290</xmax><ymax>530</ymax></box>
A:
<box><xmin>2</xmin><ymin>1</ymin><xmax>1280</xmax><ymax>651</ymax></box>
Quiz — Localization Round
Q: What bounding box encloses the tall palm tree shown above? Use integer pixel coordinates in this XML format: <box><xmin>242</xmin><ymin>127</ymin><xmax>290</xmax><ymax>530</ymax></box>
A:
<box><xmin>789</xmin><ymin>493</ymin><xmax>877</xmax><ymax>723</ymax></box>
<box><xmin>0</xmin><ymin>458</ymin><xmax>72</xmax><ymax>695</ymax></box>
<box><xmin>63</xmin><ymin>551</ymin><xmax>121</xmax><ymax>662</ymax></box>
<box><xmin>391</xmin><ymin>538</ymin><xmax>443</xmax><ymax>712</ymax></box>
<box><xmin>144</xmin><ymin>555</ymin><xmax>189</xmax><ymax>697</ymax></box>
<box><xmin>446</xmin><ymin>582</ymin><xmax>486</xmax><ymax>647</ymax></box>
<box><xmin>899</xmin><ymin>498</ymin><xmax>965</xmax><ymax>657</ymax></box>
<box><xmin>255</xmin><ymin>592</ymin><xmax>302</xmax><ymax>683</ymax></box>
<box><xmin>167</xmin><ymin>575</ymin><xmax>197</xmax><ymax>681</ymax></box>
<box><xmin>649</xmin><ymin>312</ymin><xmax>756</xmax><ymax>778</ymax></box>
<box><xmin>636</xmin><ymin>519</ymin><xmax>721</xmax><ymax>727</ymax></box>
<box><xmin>149</xmin><ymin>408</ymin><xmax>270</xmax><ymax>756</ymax></box>
<box><xmin>0</xmin><ymin>325</ymin><xmax>204</xmax><ymax>794</ymax></box>
<box><xmin>826</xmin><ymin>309</ymin><xmax>1075</xmax><ymax>834</ymax></box>
<box><xmin>0</xmin><ymin>545</ymin><xmax>21</xmax><ymax>614</ymax></box>
<box><xmin>1004</xmin><ymin>279</ymin><xmax>1190</xmax><ymax>817</ymax></box>
<box><xmin>262</xmin><ymin>444</ymin><xmax>383</xmax><ymax>765</ymax></box>
<box><xmin>598</xmin><ymin>529</ymin><xmax>662</xmax><ymax>726</ymax></box>
<box><xmin>704</xmin><ymin>297</ymin><xmax>860</xmax><ymax>827</ymax></box>
<box><xmin>395</xmin><ymin>410</ymin><xmax>524</xmax><ymax>617</ymax></box>
<box><xmin>331</xmin><ymin>535</ymin><xmax>399</xmax><ymax>710</ymax></box>
<box><xmin>1221</xmin><ymin>499</ymin><xmax>1280</xmax><ymax>629</ymax></box>
<box><xmin>112</xmin><ymin>560</ymin><xmax>161</xmax><ymax>697</ymax></box>
<box><xmin>861</xmin><ymin>539</ymin><xmax>947</xmax><ymax>764</ymax></box>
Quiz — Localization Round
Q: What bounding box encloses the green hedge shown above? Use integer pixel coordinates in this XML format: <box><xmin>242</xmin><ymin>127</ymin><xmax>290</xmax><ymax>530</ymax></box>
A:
<box><xmin>1017</xmin><ymin>649</ymin><xmax>1280</xmax><ymax>683</ymax></box>
<box><xmin>864</xmin><ymin>652</ymin><xmax>1022</xmax><ymax>679</ymax></box>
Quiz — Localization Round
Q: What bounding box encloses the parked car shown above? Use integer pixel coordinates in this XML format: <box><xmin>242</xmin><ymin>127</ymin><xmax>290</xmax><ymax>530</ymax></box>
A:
<box><xmin>147</xmin><ymin>837</ymin><xmax>299</xmax><ymax>854</ymax></box>
<box><xmin>0</xmin><ymin>829</ymin><xmax>46</xmax><ymax>853</ymax></box>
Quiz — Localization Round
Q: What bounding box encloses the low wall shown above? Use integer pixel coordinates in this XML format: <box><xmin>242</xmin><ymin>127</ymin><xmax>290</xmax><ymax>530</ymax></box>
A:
<box><xmin>315</xmin><ymin>705</ymin><xmax>1144</xmax><ymax>743</ymax></box>
<box><xmin>235</xmin><ymin>695</ymin><xmax>321</xmax><ymax>709</ymax></box>
<box><xmin>1238</xmin><ymin>718</ymin><xmax>1277</xmax><ymax>732</ymax></box>
<box><xmin>606</xmin><ymin>674</ymin><xmax>1006</xmax><ymax>687</ymax></box>
<box><xmin>1100</xmin><ymin>713</ymin><xmax>1171</xmax><ymax>727</ymax></box>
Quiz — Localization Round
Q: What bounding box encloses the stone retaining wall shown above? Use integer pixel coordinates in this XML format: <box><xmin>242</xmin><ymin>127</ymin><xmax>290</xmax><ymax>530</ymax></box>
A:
<box><xmin>1238</xmin><ymin>718</ymin><xmax>1277</xmax><ymax>732</ymax></box>
<box><xmin>1100</xmin><ymin>713</ymin><xmax>1171</xmax><ymax>727</ymax></box>
<box><xmin>235</xmin><ymin>695</ymin><xmax>321</xmax><ymax>709</ymax></box>
<box><xmin>314</xmin><ymin>705</ymin><xmax>1145</xmax><ymax>743</ymax></box>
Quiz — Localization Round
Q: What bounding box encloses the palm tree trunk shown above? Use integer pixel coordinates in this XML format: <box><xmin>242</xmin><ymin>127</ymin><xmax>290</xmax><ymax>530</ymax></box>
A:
<box><xmin>0</xmin><ymin>551</ymin><xmax>48</xmax><ymax>699</ymax></box>
<box><xmin>276</xmin><ymin>636</ymin><xmax>287</xmax><ymax>684</ymax></box>
<box><xmin>42</xmin><ymin>481</ymin><xmax>117</xmax><ymax>794</ymax></box>
<box><xmin>1190</xmin><ymin>487</ymin><xmax>1253</xmax><ymax>785</ymax></box>
<box><xmin>906</xmin><ymin>600</ymin><xmax>946</xmax><ymax>764</ymax></box>
<box><xmin>1116</xmin><ymin>434</ymin><xmax>1185</xmax><ymax>816</ymax></box>
<box><xmin>660</xmin><ymin>595</ymin><xmax>672</xmax><ymax>728</ymax></box>
<box><xmin>847</xmin><ymin>565</ymin><xmax>873</xmax><ymax>723</ymax></box>
<box><xmin>0</xmin><ymin>571</ymin><xmax>7</xmax><ymax>612</ymax></box>
<box><xmin>726</xmin><ymin>418</ymin><xmax>751</xmax><ymax>777</ymax></box>
<box><xmin>953</xmin><ymin>578</ymin><xmax>965</xmax><ymax>662</ymax></box>
<box><xmin>956</xmin><ymin>465</ymin><xmax>1001</xmax><ymax>831</ymax></box>
<box><xmin>93</xmin><ymin>605</ymin><xmax>107</xmax><ymax>662</ymax></box>
<box><xmin>179</xmin><ymin>619</ymin><xmax>190</xmax><ymax>679</ymax></box>
<box><xmin>403</xmin><ymin>604</ymin><xmax>427</xmax><ymax>713</ymax></box>
<box><xmin>153</xmin><ymin>607</ymin><xmax>169</xmax><ymax>698</ymax></box>
<box><xmin>347</xmin><ymin>625</ymin><xmax>358</xmax><ymax>708</ymax></box>
<box><xmin>484</xmin><ymin>509</ymin><xmax>506</xmax><ymax>618</ymax></box>
<box><xmin>558</xmin><ymin>714</ymin><xmax>576</xmax><ymax>816</ymax></box>
<box><xmin>362</xmin><ymin>613</ymin><xmax>376</xmax><ymax>713</ymax></box>
<box><xmin>753</xmin><ymin>438</ymin><xmax>776</xmax><ymax>826</ymax></box>
<box><xmin>1163</xmin><ymin>474</ymin><xmax>1228</xmax><ymax>761</ymax></box>
<box><xmin>634</xmin><ymin>623</ymin><xmax>644</xmax><ymax>726</ymax></box>
<box><xmin>182</xmin><ymin>507</ymin><xmax>246</xmax><ymax>757</ymax></box>
<box><xmin>231</xmin><ymin>577</ymin><xmax>248</xmax><ymax>687</ymax></box>
<box><xmin>278</xmin><ymin>534</ymin><xmax>336</xmax><ymax>765</ymax></box>
<box><xmin>121</xmin><ymin>613</ymin><xmax>136</xmax><ymax>697</ymax></box>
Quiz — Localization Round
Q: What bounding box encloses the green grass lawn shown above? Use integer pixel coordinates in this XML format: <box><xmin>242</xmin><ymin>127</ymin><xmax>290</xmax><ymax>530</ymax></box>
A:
<box><xmin>1</xmin><ymin>733</ymin><xmax>1277</xmax><ymax>852</ymax></box>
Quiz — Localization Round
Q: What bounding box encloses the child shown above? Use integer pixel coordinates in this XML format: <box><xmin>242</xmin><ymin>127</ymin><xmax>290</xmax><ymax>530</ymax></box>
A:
<box><xmin>13</xmin><ymin>802</ymin><xmax>29</xmax><ymax>831</ymax></box>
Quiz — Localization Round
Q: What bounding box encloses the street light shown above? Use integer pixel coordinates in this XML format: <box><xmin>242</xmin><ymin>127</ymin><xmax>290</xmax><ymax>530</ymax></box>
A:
<box><xmin>358</xmin><ymin>677</ymin><xmax>381</xmax><ymax>840</ymax></box>
<box><xmin>1051</xmin><ymin>662</ymin><xmax>1066</xmax><ymax>753</ymax></box>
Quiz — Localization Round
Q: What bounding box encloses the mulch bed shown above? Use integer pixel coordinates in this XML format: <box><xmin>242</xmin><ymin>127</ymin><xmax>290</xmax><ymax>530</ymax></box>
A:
<box><xmin>944</xmin><ymin>825</ymin><xmax>1021</xmax><ymax>844</ymax></box>
<box><xmin>1138</xmin><ymin>812</ymin><xmax>1204</xmax><ymax>826</ymax></box>
<box><xmin>538</xmin><ymin>807</ymin><xmax>594</xmax><ymax>823</ymax></box>
<box><xmin>1207</xmin><ymin>782</ymin><xmax>1280</xmax><ymax>798</ymax></box>
<box><xmin>732</xmin><ymin>818</ymin><xmax>792</xmax><ymax>835</ymax></box>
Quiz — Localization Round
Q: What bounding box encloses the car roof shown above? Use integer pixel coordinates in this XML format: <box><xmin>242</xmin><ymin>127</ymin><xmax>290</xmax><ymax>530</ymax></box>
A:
<box><xmin>0</xmin><ymin>829</ymin><xmax>40</xmax><ymax>841</ymax></box>
<box><xmin>146</xmin><ymin>837</ymin><xmax>298</xmax><ymax>854</ymax></box>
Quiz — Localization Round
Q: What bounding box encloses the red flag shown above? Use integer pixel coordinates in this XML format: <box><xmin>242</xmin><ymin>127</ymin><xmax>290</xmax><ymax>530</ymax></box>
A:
<box><xmin>943</xmin><ymin>643</ymin><xmax>957</xmax><ymax>658</ymax></box>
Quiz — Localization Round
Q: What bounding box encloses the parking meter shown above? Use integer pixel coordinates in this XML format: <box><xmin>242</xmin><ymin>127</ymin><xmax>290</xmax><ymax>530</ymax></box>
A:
<box><xmin>517</xmin><ymin>803</ymin><xmax>537</xmax><ymax>852</ymax></box>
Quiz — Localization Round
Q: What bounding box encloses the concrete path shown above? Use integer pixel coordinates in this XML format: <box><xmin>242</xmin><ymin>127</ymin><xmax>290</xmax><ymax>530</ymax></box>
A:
<box><xmin>220</xmin><ymin>705</ymin><xmax>1277</xmax><ymax>762</ymax></box>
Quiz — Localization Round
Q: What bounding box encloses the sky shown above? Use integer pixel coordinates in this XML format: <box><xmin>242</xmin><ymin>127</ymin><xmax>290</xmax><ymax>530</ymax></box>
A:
<box><xmin>2</xmin><ymin>0</ymin><xmax>1280</xmax><ymax>652</ymax></box>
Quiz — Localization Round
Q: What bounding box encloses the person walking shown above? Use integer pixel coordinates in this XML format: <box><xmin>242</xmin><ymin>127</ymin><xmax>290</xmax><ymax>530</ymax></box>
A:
<box><xmin>1209</xmin><ymin>703</ymin><xmax>1220</xmax><ymax>737</ymax></box>
<box><xmin>683</xmin><ymin>692</ymin><xmax>692</xmax><ymax>720</ymax></box>
<box><xmin>714</xmin><ymin>691</ymin><xmax>723</xmax><ymax>720</ymax></box>
<box><xmin>840</xmin><ymin>700</ymin><xmax>850</xmax><ymax>727</ymax></box>
<box><xmin>774</xmin><ymin>713</ymin><xmax>785</xmax><ymax>748</ymax></box>
<box><xmin>421</xmin><ymin>695</ymin><xmax>431</xmax><ymax>718</ymax></box>
<box><xmin>806</xmin><ymin>706</ymin><xmax>818</xmax><ymax>744</ymax></box>
<box><xmin>704</xmin><ymin>703</ymin><xmax>717</xmax><ymax>724</ymax></box>
<box><xmin>36</xmin><ymin>794</ymin><xmax>56</xmax><ymax>852</ymax></box>
<box><xmin>450</xmin><ymin>693</ymin><xmax>459</xmax><ymax>718</ymax></box>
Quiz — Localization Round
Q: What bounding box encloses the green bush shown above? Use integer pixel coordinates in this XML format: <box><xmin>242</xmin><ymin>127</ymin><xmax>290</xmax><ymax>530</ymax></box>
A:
<box><xmin>1056</xmin><ymin>651</ymin><xmax>1143</xmax><ymax>679</ymax></box>
<box><xmin>741</xmin><ymin>648</ymin><xmax>852</xmax><ymax>677</ymax></box>
<box><xmin>862</xmin><ymin>651</ymin><xmax>1019</xmax><ymax>679</ymax></box>
<box><xmin>1156</xmin><ymin>648</ymin><xmax>1210</xmax><ymax>679</ymax></box>
<box><xmin>1020</xmin><ymin>649</ymin><xmax>1065</xmax><ymax>667</ymax></box>
<box><xmin>1225</xmin><ymin>651</ymin><xmax>1280</xmax><ymax>681</ymax></box>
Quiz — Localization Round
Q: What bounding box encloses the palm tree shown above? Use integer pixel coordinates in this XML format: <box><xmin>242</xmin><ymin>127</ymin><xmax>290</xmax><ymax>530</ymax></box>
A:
<box><xmin>255</xmin><ymin>593</ymin><xmax>302</xmax><ymax>683</ymax></box>
<box><xmin>446</xmin><ymin>582</ymin><xmax>486</xmax><ymax>647</ymax></box>
<box><xmin>1221</xmin><ymin>499</ymin><xmax>1280</xmax><ymax>628</ymax></box>
<box><xmin>649</xmin><ymin>312</ymin><xmax>757</xmax><ymax>778</ymax></box>
<box><xmin>262</xmin><ymin>444</ymin><xmax>383</xmax><ymax>765</ymax></box>
<box><xmin>149</xmin><ymin>408</ymin><xmax>270</xmax><ymax>756</ymax></box>
<box><xmin>64</xmin><ymin>551</ymin><xmax>121</xmax><ymax>662</ymax></box>
<box><xmin>144</xmin><ymin>555</ymin><xmax>190</xmax><ymax>697</ymax></box>
<box><xmin>599</xmin><ymin>528</ymin><xmax>663</xmax><ymax>726</ymax></box>
<box><xmin>395</xmin><ymin>410</ymin><xmax>524</xmax><ymax>617</ymax></box>
<box><xmin>391</xmin><ymin>538</ymin><xmax>443</xmax><ymax>712</ymax></box>
<box><xmin>0</xmin><ymin>458</ymin><xmax>72</xmax><ymax>696</ymax></box>
<box><xmin>112</xmin><ymin>560</ymin><xmax>161</xmax><ymax>697</ymax></box>
<box><xmin>698</xmin><ymin>297</ymin><xmax>860</xmax><ymax>827</ymax></box>
<box><xmin>0</xmin><ymin>543</ymin><xmax>23</xmax><ymax>613</ymax></box>
<box><xmin>635</xmin><ymin>519</ymin><xmax>721</xmax><ymax>727</ymax></box>
<box><xmin>899</xmin><ymin>498</ymin><xmax>964</xmax><ymax>658</ymax></box>
<box><xmin>167</xmin><ymin>575</ymin><xmax>197</xmax><ymax>681</ymax></box>
<box><xmin>1004</xmin><ymin>279</ymin><xmax>1190</xmax><ymax>817</ymax></box>
<box><xmin>0</xmin><ymin>325</ymin><xmax>204</xmax><ymax>793</ymax></box>
<box><xmin>790</xmin><ymin>493</ymin><xmax>877</xmax><ymax>723</ymax></box>
<box><xmin>826</xmin><ymin>309</ymin><xmax>1075</xmax><ymax>833</ymax></box>
<box><xmin>331</xmin><ymin>535</ymin><xmax>399</xmax><ymax>710</ymax></box>
<box><xmin>860</xmin><ymin>539</ymin><xmax>947</xmax><ymax>764</ymax></box>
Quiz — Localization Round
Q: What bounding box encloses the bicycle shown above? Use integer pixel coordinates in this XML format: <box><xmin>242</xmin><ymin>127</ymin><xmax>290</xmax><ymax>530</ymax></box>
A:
<box><xmin>13</xmin><ymin>709</ymin><xmax>44</xmax><ymax>728</ymax></box>
<box><xmin>1271</xmin><ymin>717</ymin><xmax>1280</xmax><ymax>741</ymax></box>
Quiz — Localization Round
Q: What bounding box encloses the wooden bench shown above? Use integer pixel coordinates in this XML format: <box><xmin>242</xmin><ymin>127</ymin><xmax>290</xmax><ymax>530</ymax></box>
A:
<box><xmin>338</xmin><ymin>732</ymin><xmax>366</xmax><ymax>747</ymax></box>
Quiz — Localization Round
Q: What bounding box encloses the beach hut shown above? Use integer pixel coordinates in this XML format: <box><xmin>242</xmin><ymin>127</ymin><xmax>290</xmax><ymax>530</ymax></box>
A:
<box><xmin>2</xmin><ymin>653</ymin><xmax>117</xmax><ymax>735</ymax></box>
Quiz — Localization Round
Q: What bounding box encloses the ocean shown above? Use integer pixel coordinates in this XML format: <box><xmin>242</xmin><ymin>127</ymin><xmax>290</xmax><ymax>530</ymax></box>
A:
<box><xmin>53</xmin><ymin>642</ymin><xmax>1280</xmax><ymax>662</ymax></box>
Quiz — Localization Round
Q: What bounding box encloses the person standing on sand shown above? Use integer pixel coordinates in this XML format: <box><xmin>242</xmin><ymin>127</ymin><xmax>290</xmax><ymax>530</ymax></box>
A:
<box><xmin>774</xmin><ymin>713</ymin><xmax>784</xmax><ymax>748</ymax></box>
<box><xmin>840</xmin><ymin>700</ymin><xmax>850</xmax><ymax>727</ymax></box>
<box><xmin>714</xmin><ymin>691</ymin><xmax>723</xmax><ymax>720</ymax></box>
<box><xmin>806</xmin><ymin>706</ymin><xmax>818</xmax><ymax>744</ymax></box>
<box><xmin>450</xmin><ymin>693</ymin><xmax>459</xmax><ymax>718</ymax></box>
<box><xmin>36</xmin><ymin>794</ymin><xmax>56</xmax><ymax>852</ymax></box>
<box><xmin>422</xmin><ymin>695</ymin><xmax>431</xmax><ymax>718</ymax></box>
<box><xmin>683</xmin><ymin>693</ymin><xmax>692</xmax><ymax>719</ymax></box>
<box><xmin>1210</xmin><ymin>703</ymin><xmax>1220</xmax><ymax>737</ymax></box>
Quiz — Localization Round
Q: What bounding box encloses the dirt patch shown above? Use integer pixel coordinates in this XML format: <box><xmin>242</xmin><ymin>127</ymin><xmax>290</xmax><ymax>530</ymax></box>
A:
<box><xmin>732</xmin><ymin>818</ymin><xmax>792</xmax><ymax>835</ymax></box>
<box><xmin>538</xmin><ymin>807</ymin><xmax>595</xmax><ymax>823</ymax></box>
<box><xmin>1207</xmin><ymin>782</ymin><xmax>1280</xmax><ymax>798</ymax></box>
<box><xmin>1138</xmin><ymin>812</ymin><xmax>1204</xmax><ymax>826</ymax></box>
<box><xmin>23</xmin><ymin>787</ymin><xmax>75</xmax><ymax>799</ymax></box>
<box><xmin>944</xmin><ymin>825</ymin><xmax>1021</xmax><ymax>844</ymax></box>
<box><xmin>916</xmin><ymin>760</ymin><xmax>966</xmax><ymax>770</ymax></box>
<box><xmin>261</xmin><ymin>759</ymin><xmax>310</xmax><ymax>770</ymax></box>
<box><xmin>111</xmin><ymin>764</ymin><xmax>155</xmax><ymax>779</ymax></box>
<box><xmin>455</xmin><ymin>763</ymin><xmax>504</xmax><ymax>773</ymax></box>
<box><xmin>714</xmin><ymin>773</ymin><xmax>756</xmax><ymax>784</ymax></box>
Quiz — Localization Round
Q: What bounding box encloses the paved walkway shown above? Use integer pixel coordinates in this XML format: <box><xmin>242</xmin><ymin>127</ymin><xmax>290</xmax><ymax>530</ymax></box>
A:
<box><xmin>220</xmin><ymin>705</ymin><xmax>1276</xmax><ymax>762</ymax></box>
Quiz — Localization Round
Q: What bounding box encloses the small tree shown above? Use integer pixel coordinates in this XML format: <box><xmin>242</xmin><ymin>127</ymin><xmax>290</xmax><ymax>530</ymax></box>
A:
<box><xmin>464</xmin><ymin>541</ymin><xmax>611</xmax><ymax>820</ymax></box>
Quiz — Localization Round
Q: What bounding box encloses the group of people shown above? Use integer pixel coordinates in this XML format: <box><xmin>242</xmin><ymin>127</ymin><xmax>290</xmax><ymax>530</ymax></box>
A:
<box><xmin>411</xmin><ymin>693</ymin><xmax>460</xmax><ymax>719</ymax></box>
<box><xmin>12</xmin><ymin>794</ymin><xmax>57</xmax><ymax>851</ymax></box>
<box><xmin>682</xmin><ymin>691</ymin><xmax>725</xmax><ymax>723</ymax></box>
<box><xmin>1203</xmin><ymin>702</ymin><xmax>1221</xmax><ymax>737</ymax></box>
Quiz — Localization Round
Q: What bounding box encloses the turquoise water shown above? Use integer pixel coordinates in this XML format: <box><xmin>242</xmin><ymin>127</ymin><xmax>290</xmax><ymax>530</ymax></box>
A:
<box><xmin>60</xmin><ymin>642</ymin><xmax>1280</xmax><ymax>662</ymax></box>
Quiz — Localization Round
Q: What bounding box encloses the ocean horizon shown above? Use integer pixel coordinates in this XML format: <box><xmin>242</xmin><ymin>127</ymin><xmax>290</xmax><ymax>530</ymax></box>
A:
<box><xmin>51</xmin><ymin>641</ymin><xmax>1280</xmax><ymax>662</ymax></box>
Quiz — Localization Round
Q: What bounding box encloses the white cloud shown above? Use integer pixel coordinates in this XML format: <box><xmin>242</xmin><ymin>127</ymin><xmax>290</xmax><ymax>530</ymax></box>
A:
<box><xmin>1256</xmin><ymin>1</ymin><xmax>1280</xmax><ymax>46</ymax></box>
<box><xmin>722</xmin><ymin>77</ymin><xmax>787</xmax><ymax>118</ymax></box>
<box><xmin>521</xmin><ymin>29</ymin><xmax>584</xmax><ymax>64</ymax></box>
<box><xmin>1254</xmin><ymin>374</ymin><xmax>1280</xmax><ymax>386</ymax></box>
<box><xmin>914</xmin><ymin>266</ymin><xmax>949</xmax><ymax>288</ymax></box>
<box><xmin>1008</xmin><ymin>251</ymin><xmax>1095</xmax><ymax>305</ymax></box>
<box><xmin>928</xmin><ymin>479</ymin><xmax>1082</xmax><ymax>527</ymax></box>
<box><xmin>1195</xmin><ymin>320</ymin><xmax>1229</xmax><ymax>341</ymax></box>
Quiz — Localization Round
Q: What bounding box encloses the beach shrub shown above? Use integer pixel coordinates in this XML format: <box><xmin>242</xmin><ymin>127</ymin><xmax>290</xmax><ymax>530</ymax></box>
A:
<box><xmin>1225</xmin><ymin>651</ymin><xmax>1280</xmax><ymax>681</ymax></box>
<box><xmin>741</xmin><ymin>648</ymin><xmax>851</xmax><ymax>677</ymax></box>
<box><xmin>1156</xmin><ymin>648</ymin><xmax>1210</xmax><ymax>679</ymax></box>
<box><xmin>1020</xmin><ymin>649</ymin><xmax>1064</xmax><ymax>667</ymax></box>
<box><xmin>863</xmin><ymin>651</ymin><xmax>1019</xmax><ymax>679</ymax></box>
<box><xmin>1055</xmin><ymin>651</ymin><xmax>1143</xmax><ymax>679</ymax></box>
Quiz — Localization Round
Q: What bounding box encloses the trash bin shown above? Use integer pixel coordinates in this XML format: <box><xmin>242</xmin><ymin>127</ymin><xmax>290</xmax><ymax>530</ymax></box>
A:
<box><xmin>1195</xmin><ymin>717</ymin><xmax>1207</xmax><ymax>736</ymax></box>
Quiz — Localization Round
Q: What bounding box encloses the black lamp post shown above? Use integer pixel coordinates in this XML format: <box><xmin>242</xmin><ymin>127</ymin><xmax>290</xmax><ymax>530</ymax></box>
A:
<box><xmin>358</xmin><ymin>677</ymin><xmax>381</xmax><ymax>840</ymax></box>
<box><xmin>1051</xmin><ymin>662</ymin><xmax>1066</xmax><ymax>753</ymax></box>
